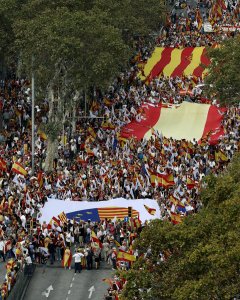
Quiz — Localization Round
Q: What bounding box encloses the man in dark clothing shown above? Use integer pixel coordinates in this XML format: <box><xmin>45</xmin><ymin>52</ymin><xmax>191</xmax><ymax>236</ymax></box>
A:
<box><xmin>86</xmin><ymin>248</ymin><xmax>93</xmax><ymax>270</ymax></box>
<box><xmin>48</xmin><ymin>240</ymin><xmax>55</xmax><ymax>265</ymax></box>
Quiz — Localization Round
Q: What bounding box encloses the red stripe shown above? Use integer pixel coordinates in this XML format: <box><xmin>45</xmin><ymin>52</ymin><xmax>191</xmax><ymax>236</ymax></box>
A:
<box><xmin>98</xmin><ymin>207</ymin><xmax>137</xmax><ymax>212</ymax></box>
<box><xmin>200</xmin><ymin>105</ymin><xmax>225</xmax><ymax>145</ymax></box>
<box><xmin>121</xmin><ymin>104</ymin><xmax>162</xmax><ymax>140</ymax></box>
<box><xmin>192</xmin><ymin>48</ymin><xmax>211</xmax><ymax>78</ymax></box>
<box><xmin>171</xmin><ymin>47</ymin><xmax>194</xmax><ymax>77</ymax></box>
<box><xmin>149</xmin><ymin>48</ymin><xmax>174</xmax><ymax>79</ymax></box>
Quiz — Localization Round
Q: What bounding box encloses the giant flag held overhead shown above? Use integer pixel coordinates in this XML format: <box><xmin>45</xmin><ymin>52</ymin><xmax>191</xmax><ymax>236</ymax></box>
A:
<box><xmin>66</xmin><ymin>207</ymin><xmax>139</xmax><ymax>222</ymax></box>
<box><xmin>40</xmin><ymin>198</ymin><xmax>160</xmax><ymax>224</ymax></box>
<box><xmin>121</xmin><ymin>102</ymin><xmax>225</xmax><ymax>144</ymax></box>
<box><xmin>139</xmin><ymin>47</ymin><xmax>210</xmax><ymax>81</ymax></box>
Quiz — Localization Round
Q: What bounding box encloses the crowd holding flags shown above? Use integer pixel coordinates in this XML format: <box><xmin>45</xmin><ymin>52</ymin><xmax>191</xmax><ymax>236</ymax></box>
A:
<box><xmin>209</xmin><ymin>0</ymin><xmax>227</xmax><ymax>25</ymax></box>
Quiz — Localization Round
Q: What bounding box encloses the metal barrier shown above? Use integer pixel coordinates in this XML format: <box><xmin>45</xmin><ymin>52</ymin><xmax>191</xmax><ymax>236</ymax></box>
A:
<box><xmin>7</xmin><ymin>264</ymin><xmax>36</xmax><ymax>300</ymax></box>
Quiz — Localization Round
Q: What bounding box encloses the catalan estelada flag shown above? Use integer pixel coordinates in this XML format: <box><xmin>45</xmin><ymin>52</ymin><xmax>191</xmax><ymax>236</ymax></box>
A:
<box><xmin>139</xmin><ymin>47</ymin><xmax>210</xmax><ymax>80</ymax></box>
<box><xmin>58</xmin><ymin>211</ymin><xmax>68</xmax><ymax>224</ymax></box>
<box><xmin>117</xmin><ymin>249</ymin><xmax>136</xmax><ymax>262</ymax></box>
<box><xmin>11</xmin><ymin>162</ymin><xmax>27</xmax><ymax>176</ymax></box>
<box><xmin>66</xmin><ymin>207</ymin><xmax>139</xmax><ymax>222</ymax></box>
<box><xmin>144</xmin><ymin>204</ymin><xmax>156</xmax><ymax>216</ymax></box>
<box><xmin>0</xmin><ymin>158</ymin><xmax>7</xmax><ymax>171</ymax></box>
<box><xmin>121</xmin><ymin>102</ymin><xmax>225</xmax><ymax>145</ymax></box>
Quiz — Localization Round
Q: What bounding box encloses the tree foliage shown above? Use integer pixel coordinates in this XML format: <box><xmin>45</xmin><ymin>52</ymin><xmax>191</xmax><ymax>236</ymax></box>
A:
<box><xmin>121</xmin><ymin>154</ymin><xmax>240</xmax><ymax>300</ymax></box>
<box><xmin>1</xmin><ymin>0</ymin><xmax>166</xmax><ymax>168</ymax></box>
<box><xmin>205</xmin><ymin>35</ymin><xmax>240</xmax><ymax>105</ymax></box>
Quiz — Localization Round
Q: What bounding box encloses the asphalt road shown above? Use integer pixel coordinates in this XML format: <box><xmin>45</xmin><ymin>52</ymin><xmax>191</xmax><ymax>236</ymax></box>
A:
<box><xmin>24</xmin><ymin>262</ymin><xmax>113</xmax><ymax>300</ymax></box>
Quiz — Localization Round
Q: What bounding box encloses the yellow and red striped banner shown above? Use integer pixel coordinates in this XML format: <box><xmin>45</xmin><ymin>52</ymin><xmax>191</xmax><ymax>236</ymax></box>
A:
<box><xmin>98</xmin><ymin>207</ymin><xmax>139</xmax><ymax>220</ymax></box>
<box><xmin>121</xmin><ymin>102</ymin><xmax>226</xmax><ymax>144</ymax></box>
<box><xmin>11</xmin><ymin>162</ymin><xmax>27</xmax><ymax>176</ymax></box>
<box><xmin>139</xmin><ymin>47</ymin><xmax>210</xmax><ymax>80</ymax></box>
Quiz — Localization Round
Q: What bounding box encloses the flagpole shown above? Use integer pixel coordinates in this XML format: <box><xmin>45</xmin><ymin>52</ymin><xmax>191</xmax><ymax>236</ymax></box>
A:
<box><xmin>31</xmin><ymin>55</ymin><xmax>35</xmax><ymax>174</ymax></box>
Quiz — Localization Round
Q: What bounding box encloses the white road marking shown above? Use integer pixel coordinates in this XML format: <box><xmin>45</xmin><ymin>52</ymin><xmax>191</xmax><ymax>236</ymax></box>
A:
<box><xmin>68</xmin><ymin>290</ymin><xmax>71</xmax><ymax>295</ymax></box>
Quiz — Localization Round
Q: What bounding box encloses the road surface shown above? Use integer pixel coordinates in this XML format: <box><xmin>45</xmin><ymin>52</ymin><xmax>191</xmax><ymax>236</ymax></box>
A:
<box><xmin>24</xmin><ymin>262</ymin><xmax>113</xmax><ymax>300</ymax></box>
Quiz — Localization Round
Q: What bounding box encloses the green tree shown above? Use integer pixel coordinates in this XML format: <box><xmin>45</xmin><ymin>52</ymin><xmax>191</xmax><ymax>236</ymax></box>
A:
<box><xmin>205</xmin><ymin>35</ymin><xmax>240</xmax><ymax>105</ymax></box>
<box><xmin>120</xmin><ymin>154</ymin><xmax>240</xmax><ymax>300</ymax></box>
<box><xmin>13</xmin><ymin>3</ymin><xmax>130</xmax><ymax>170</ymax></box>
<box><xmin>11</xmin><ymin>0</ymin><xmax>166</xmax><ymax>171</ymax></box>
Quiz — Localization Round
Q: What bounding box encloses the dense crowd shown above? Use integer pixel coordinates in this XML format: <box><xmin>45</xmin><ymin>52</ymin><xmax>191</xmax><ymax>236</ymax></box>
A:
<box><xmin>0</xmin><ymin>0</ymin><xmax>239</xmax><ymax>299</ymax></box>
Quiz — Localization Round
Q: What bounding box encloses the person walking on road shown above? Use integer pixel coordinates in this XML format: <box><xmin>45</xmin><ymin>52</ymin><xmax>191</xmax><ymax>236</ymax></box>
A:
<box><xmin>48</xmin><ymin>240</ymin><xmax>55</xmax><ymax>265</ymax></box>
<box><xmin>62</xmin><ymin>247</ymin><xmax>72</xmax><ymax>270</ymax></box>
<box><xmin>72</xmin><ymin>249</ymin><xmax>84</xmax><ymax>273</ymax></box>
<box><xmin>85</xmin><ymin>248</ymin><xmax>93</xmax><ymax>270</ymax></box>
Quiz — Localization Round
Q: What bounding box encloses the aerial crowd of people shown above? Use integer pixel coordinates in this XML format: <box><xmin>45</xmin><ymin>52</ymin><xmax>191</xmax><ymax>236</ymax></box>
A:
<box><xmin>0</xmin><ymin>0</ymin><xmax>239</xmax><ymax>299</ymax></box>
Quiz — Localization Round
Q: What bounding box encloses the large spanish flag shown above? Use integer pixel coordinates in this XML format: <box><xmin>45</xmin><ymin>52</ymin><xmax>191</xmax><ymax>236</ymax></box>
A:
<box><xmin>11</xmin><ymin>162</ymin><xmax>27</xmax><ymax>176</ymax></box>
<box><xmin>121</xmin><ymin>102</ymin><xmax>225</xmax><ymax>144</ymax></box>
<box><xmin>140</xmin><ymin>47</ymin><xmax>210</xmax><ymax>80</ymax></box>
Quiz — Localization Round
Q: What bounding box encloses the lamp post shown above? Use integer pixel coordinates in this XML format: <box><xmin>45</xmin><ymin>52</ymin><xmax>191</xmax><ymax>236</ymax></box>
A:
<box><xmin>31</xmin><ymin>56</ymin><xmax>35</xmax><ymax>173</ymax></box>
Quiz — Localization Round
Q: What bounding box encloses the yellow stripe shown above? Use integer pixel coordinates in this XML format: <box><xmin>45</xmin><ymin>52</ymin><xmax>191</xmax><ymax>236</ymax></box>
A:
<box><xmin>139</xmin><ymin>47</ymin><xmax>164</xmax><ymax>79</ymax></box>
<box><xmin>144</xmin><ymin>102</ymin><xmax>210</xmax><ymax>141</ymax></box>
<box><xmin>162</xmin><ymin>48</ymin><xmax>183</xmax><ymax>77</ymax></box>
<box><xmin>183</xmin><ymin>47</ymin><xmax>205</xmax><ymax>76</ymax></box>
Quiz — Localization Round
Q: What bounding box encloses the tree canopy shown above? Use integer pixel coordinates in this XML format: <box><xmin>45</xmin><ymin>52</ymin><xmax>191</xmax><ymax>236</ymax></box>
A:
<box><xmin>120</xmin><ymin>153</ymin><xmax>240</xmax><ymax>300</ymax></box>
<box><xmin>205</xmin><ymin>35</ymin><xmax>240</xmax><ymax>105</ymax></box>
<box><xmin>0</xmin><ymin>0</ymin><xmax>165</xmax><ymax>170</ymax></box>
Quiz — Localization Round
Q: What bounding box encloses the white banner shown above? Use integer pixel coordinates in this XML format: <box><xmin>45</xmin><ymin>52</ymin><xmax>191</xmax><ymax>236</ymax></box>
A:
<box><xmin>40</xmin><ymin>198</ymin><xmax>161</xmax><ymax>224</ymax></box>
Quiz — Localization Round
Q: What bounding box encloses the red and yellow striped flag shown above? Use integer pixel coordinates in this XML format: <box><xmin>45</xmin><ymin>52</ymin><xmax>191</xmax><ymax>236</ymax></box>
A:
<box><xmin>97</xmin><ymin>207</ymin><xmax>139</xmax><ymax>220</ymax></box>
<box><xmin>37</xmin><ymin>171</ymin><xmax>44</xmax><ymax>188</ymax></box>
<box><xmin>150</xmin><ymin>172</ymin><xmax>174</xmax><ymax>188</ymax></box>
<box><xmin>170</xmin><ymin>212</ymin><xmax>182</xmax><ymax>225</ymax></box>
<box><xmin>0</xmin><ymin>158</ymin><xmax>7</xmax><ymax>171</ymax></box>
<box><xmin>117</xmin><ymin>249</ymin><xmax>136</xmax><ymax>262</ymax></box>
<box><xmin>58</xmin><ymin>211</ymin><xmax>68</xmax><ymax>224</ymax></box>
<box><xmin>139</xmin><ymin>47</ymin><xmax>210</xmax><ymax>80</ymax></box>
<box><xmin>11</xmin><ymin>162</ymin><xmax>27</xmax><ymax>176</ymax></box>
<box><xmin>187</xmin><ymin>177</ymin><xmax>196</xmax><ymax>189</ymax></box>
<box><xmin>196</xmin><ymin>9</ymin><xmax>203</xmax><ymax>30</ymax></box>
<box><xmin>144</xmin><ymin>204</ymin><xmax>156</xmax><ymax>216</ymax></box>
<box><xmin>88</xmin><ymin>127</ymin><xmax>96</xmax><ymax>139</ymax></box>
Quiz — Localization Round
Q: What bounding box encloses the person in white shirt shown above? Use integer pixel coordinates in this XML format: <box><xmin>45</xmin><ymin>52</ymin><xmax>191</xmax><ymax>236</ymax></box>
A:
<box><xmin>72</xmin><ymin>249</ymin><xmax>84</xmax><ymax>273</ymax></box>
<box><xmin>0</xmin><ymin>238</ymin><xmax>5</xmax><ymax>262</ymax></box>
